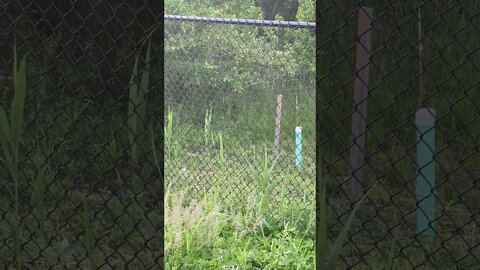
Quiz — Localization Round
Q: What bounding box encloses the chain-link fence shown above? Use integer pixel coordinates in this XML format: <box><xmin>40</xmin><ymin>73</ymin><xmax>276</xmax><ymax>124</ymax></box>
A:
<box><xmin>164</xmin><ymin>15</ymin><xmax>316</xmax><ymax>212</ymax></box>
<box><xmin>3</xmin><ymin>0</ymin><xmax>479</xmax><ymax>268</ymax></box>
<box><xmin>0</xmin><ymin>1</ymin><xmax>162</xmax><ymax>268</ymax></box>
<box><xmin>319</xmin><ymin>2</ymin><xmax>480</xmax><ymax>268</ymax></box>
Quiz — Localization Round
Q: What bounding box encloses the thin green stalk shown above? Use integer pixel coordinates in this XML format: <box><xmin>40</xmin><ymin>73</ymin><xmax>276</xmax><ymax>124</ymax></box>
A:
<box><xmin>164</xmin><ymin>108</ymin><xmax>181</xmax><ymax>164</ymax></box>
<box><xmin>128</xmin><ymin>49</ymin><xmax>139</xmax><ymax>164</ymax></box>
<box><xmin>128</xmin><ymin>42</ymin><xmax>152</xmax><ymax>167</ymax></box>
<box><xmin>317</xmin><ymin>164</ymin><xmax>377</xmax><ymax>269</ymax></box>
<box><xmin>384</xmin><ymin>235</ymin><xmax>397</xmax><ymax>270</ymax></box>
<box><xmin>218</xmin><ymin>131</ymin><xmax>225</xmax><ymax>168</ymax></box>
<box><xmin>204</xmin><ymin>106</ymin><xmax>212</xmax><ymax>146</ymax></box>
<box><xmin>317</xmin><ymin>169</ymin><xmax>327</xmax><ymax>269</ymax></box>
<box><xmin>151</xmin><ymin>123</ymin><xmax>162</xmax><ymax>178</ymax></box>
<box><xmin>11</xmin><ymin>41</ymin><xmax>26</xmax><ymax>165</ymax></box>
<box><xmin>247</xmin><ymin>145</ymin><xmax>280</xmax><ymax>217</ymax></box>
<box><xmin>0</xmin><ymin>40</ymin><xmax>27</xmax><ymax>269</ymax></box>
<box><xmin>165</xmin><ymin>108</ymin><xmax>173</xmax><ymax>159</ymax></box>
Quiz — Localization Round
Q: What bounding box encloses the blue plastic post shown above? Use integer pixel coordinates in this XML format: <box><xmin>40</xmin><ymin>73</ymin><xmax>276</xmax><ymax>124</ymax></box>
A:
<box><xmin>295</xmin><ymin>126</ymin><xmax>302</xmax><ymax>169</ymax></box>
<box><xmin>415</xmin><ymin>108</ymin><xmax>436</xmax><ymax>236</ymax></box>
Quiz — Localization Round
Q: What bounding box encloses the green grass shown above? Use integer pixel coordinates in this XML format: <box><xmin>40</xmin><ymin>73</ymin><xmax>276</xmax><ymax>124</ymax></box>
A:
<box><xmin>0</xmin><ymin>44</ymin><xmax>162</xmax><ymax>269</ymax></box>
<box><xmin>163</xmin><ymin>95</ymin><xmax>318</xmax><ymax>268</ymax></box>
<box><xmin>165</xmin><ymin>160</ymin><xmax>315</xmax><ymax>269</ymax></box>
<box><xmin>0</xmin><ymin>41</ymin><xmax>27</xmax><ymax>269</ymax></box>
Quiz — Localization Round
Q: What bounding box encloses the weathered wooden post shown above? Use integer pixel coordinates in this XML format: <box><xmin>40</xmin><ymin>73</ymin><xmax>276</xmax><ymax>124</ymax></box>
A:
<box><xmin>347</xmin><ymin>7</ymin><xmax>373</xmax><ymax>203</ymax></box>
<box><xmin>273</xmin><ymin>94</ymin><xmax>283</xmax><ymax>158</ymax></box>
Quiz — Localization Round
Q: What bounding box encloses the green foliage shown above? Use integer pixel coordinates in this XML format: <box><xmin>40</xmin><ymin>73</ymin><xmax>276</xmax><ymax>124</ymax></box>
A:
<box><xmin>165</xmin><ymin>166</ymin><xmax>315</xmax><ymax>269</ymax></box>
<box><xmin>317</xmin><ymin>172</ymin><xmax>377</xmax><ymax>269</ymax></box>
<box><xmin>128</xmin><ymin>42</ymin><xmax>151</xmax><ymax>167</ymax></box>
<box><xmin>217</xmin><ymin>131</ymin><xmax>225</xmax><ymax>168</ymax></box>
<box><xmin>165</xmin><ymin>108</ymin><xmax>174</xmax><ymax>158</ymax></box>
<box><xmin>165</xmin><ymin>0</ymin><xmax>315</xmax><ymax>134</ymax></box>
<box><xmin>126</xmin><ymin>41</ymin><xmax>158</xmax><ymax>190</ymax></box>
<box><xmin>165</xmin><ymin>108</ymin><xmax>181</xmax><ymax>164</ymax></box>
<box><xmin>253</xmin><ymin>145</ymin><xmax>281</xmax><ymax>216</ymax></box>
<box><xmin>295</xmin><ymin>0</ymin><xmax>315</xmax><ymax>22</ymax></box>
<box><xmin>0</xmin><ymin>41</ymin><xmax>27</xmax><ymax>270</ymax></box>
<box><xmin>0</xmin><ymin>44</ymin><xmax>26</xmax><ymax>177</ymax></box>
<box><xmin>204</xmin><ymin>106</ymin><xmax>213</xmax><ymax>146</ymax></box>
<box><xmin>384</xmin><ymin>235</ymin><xmax>397</xmax><ymax>270</ymax></box>
<box><xmin>166</xmin><ymin>0</ymin><xmax>262</xmax><ymax>19</ymax></box>
<box><xmin>11</xmin><ymin>45</ymin><xmax>26</xmax><ymax>165</ymax></box>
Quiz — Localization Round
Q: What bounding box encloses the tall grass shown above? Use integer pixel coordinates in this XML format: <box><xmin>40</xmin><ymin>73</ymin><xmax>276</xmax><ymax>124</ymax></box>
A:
<box><xmin>316</xmin><ymin>161</ymin><xmax>380</xmax><ymax>269</ymax></box>
<box><xmin>127</xmin><ymin>42</ymin><xmax>158</xmax><ymax>188</ymax></box>
<box><xmin>252</xmin><ymin>146</ymin><xmax>281</xmax><ymax>217</ymax></box>
<box><xmin>165</xmin><ymin>108</ymin><xmax>180</xmax><ymax>163</ymax></box>
<box><xmin>0</xmin><ymin>42</ymin><xmax>163</xmax><ymax>268</ymax></box>
<box><xmin>165</xmin><ymin>108</ymin><xmax>173</xmax><ymax>159</ymax></box>
<box><xmin>128</xmin><ymin>42</ymin><xmax>151</xmax><ymax>168</ymax></box>
<box><xmin>165</xmin><ymin>126</ymin><xmax>315</xmax><ymax>268</ymax></box>
<box><xmin>165</xmin><ymin>178</ymin><xmax>315</xmax><ymax>269</ymax></box>
<box><xmin>217</xmin><ymin>131</ymin><xmax>225</xmax><ymax>168</ymax></box>
<box><xmin>0</xmin><ymin>41</ymin><xmax>27</xmax><ymax>269</ymax></box>
<box><xmin>203</xmin><ymin>106</ymin><xmax>213</xmax><ymax>147</ymax></box>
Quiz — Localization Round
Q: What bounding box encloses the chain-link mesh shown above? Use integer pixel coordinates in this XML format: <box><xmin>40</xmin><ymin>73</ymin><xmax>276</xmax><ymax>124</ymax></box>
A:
<box><xmin>3</xmin><ymin>0</ymin><xmax>478</xmax><ymax>268</ymax></box>
<box><xmin>164</xmin><ymin>15</ymin><xmax>315</xmax><ymax>214</ymax></box>
<box><xmin>319</xmin><ymin>2</ymin><xmax>480</xmax><ymax>268</ymax></box>
<box><xmin>0</xmin><ymin>1</ymin><xmax>163</xmax><ymax>268</ymax></box>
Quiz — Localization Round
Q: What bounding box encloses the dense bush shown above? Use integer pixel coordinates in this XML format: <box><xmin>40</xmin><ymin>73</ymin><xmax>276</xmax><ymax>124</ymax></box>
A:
<box><xmin>165</xmin><ymin>0</ymin><xmax>316</xmax><ymax>144</ymax></box>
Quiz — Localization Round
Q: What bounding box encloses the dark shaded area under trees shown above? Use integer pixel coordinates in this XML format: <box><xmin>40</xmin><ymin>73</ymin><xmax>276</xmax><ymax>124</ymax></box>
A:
<box><xmin>254</xmin><ymin>0</ymin><xmax>300</xmax><ymax>21</ymax></box>
<box><xmin>0</xmin><ymin>0</ymin><xmax>162</xmax><ymax>104</ymax></box>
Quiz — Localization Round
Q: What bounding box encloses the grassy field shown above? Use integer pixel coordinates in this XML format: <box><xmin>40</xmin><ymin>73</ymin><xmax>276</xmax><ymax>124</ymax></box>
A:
<box><xmin>164</xmin><ymin>159</ymin><xmax>315</xmax><ymax>269</ymax></box>
<box><xmin>164</xmin><ymin>104</ymin><xmax>316</xmax><ymax>269</ymax></box>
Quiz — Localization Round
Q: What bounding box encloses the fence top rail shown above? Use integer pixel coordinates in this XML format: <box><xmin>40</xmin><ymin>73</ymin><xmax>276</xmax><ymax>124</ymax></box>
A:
<box><xmin>164</xmin><ymin>14</ymin><xmax>316</xmax><ymax>29</ymax></box>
